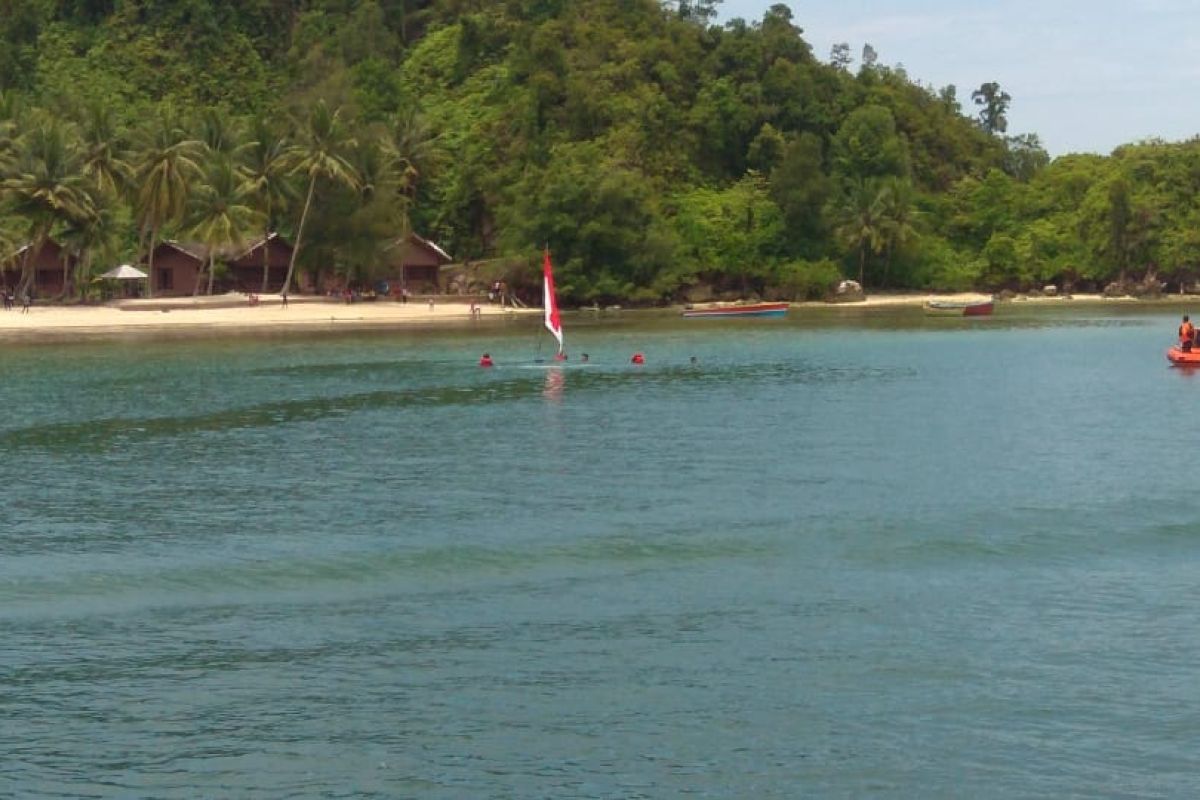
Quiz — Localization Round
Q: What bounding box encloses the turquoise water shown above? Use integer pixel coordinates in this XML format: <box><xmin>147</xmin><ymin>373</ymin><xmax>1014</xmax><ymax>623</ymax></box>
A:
<box><xmin>2</xmin><ymin>306</ymin><xmax>1198</xmax><ymax>797</ymax></box>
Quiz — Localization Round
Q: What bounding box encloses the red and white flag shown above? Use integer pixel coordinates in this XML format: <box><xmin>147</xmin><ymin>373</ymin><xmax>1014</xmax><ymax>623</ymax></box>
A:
<box><xmin>543</xmin><ymin>247</ymin><xmax>564</xmax><ymax>355</ymax></box>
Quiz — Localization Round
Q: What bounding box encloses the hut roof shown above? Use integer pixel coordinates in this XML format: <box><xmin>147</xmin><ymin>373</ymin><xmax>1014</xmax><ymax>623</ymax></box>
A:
<box><xmin>386</xmin><ymin>233</ymin><xmax>452</xmax><ymax>264</ymax></box>
<box><xmin>5</xmin><ymin>239</ymin><xmax>74</xmax><ymax>268</ymax></box>
<box><xmin>409</xmin><ymin>234</ymin><xmax>452</xmax><ymax>263</ymax></box>
<box><xmin>231</xmin><ymin>232</ymin><xmax>291</xmax><ymax>262</ymax></box>
<box><xmin>157</xmin><ymin>240</ymin><xmax>208</xmax><ymax>261</ymax></box>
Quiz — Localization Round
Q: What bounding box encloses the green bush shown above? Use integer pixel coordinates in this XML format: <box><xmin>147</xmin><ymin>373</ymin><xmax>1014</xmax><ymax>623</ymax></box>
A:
<box><xmin>769</xmin><ymin>259</ymin><xmax>842</xmax><ymax>300</ymax></box>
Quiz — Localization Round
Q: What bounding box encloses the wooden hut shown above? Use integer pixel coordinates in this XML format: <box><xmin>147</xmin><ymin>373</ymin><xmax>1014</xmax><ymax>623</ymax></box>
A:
<box><xmin>1</xmin><ymin>240</ymin><xmax>77</xmax><ymax>297</ymax></box>
<box><xmin>225</xmin><ymin>233</ymin><xmax>293</xmax><ymax>293</ymax></box>
<box><xmin>143</xmin><ymin>241</ymin><xmax>205</xmax><ymax>297</ymax></box>
<box><xmin>385</xmin><ymin>234</ymin><xmax>453</xmax><ymax>292</ymax></box>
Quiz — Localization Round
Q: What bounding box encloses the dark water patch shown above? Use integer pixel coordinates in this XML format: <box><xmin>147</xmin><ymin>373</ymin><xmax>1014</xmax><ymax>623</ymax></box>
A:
<box><xmin>0</xmin><ymin>384</ymin><xmax>521</xmax><ymax>451</ymax></box>
<box><xmin>849</xmin><ymin>506</ymin><xmax>1200</xmax><ymax>570</ymax></box>
<box><xmin>0</xmin><ymin>361</ymin><xmax>912</xmax><ymax>451</ymax></box>
<box><xmin>0</xmin><ymin>530</ymin><xmax>779</xmax><ymax>616</ymax></box>
<box><xmin>249</xmin><ymin>359</ymin><xmax>439</xmax><ymax>379</ymax></box>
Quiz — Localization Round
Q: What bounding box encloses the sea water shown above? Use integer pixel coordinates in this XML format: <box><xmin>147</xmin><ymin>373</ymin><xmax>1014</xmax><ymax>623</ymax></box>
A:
<box><xmin>2</xmin><ymin>305</ymin><xmax>1198</xmax><ymax>797</ymax></box>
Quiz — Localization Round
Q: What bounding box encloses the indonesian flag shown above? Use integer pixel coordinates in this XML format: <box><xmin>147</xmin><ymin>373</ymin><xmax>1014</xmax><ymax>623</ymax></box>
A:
<box><xmin>543</xmin><ymin>247</ymin><xmax>564</xmax><ymax>354</ymax></box>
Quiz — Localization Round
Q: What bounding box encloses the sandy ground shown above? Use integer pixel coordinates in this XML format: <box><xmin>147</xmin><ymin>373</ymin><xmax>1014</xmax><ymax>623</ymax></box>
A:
<box><xmin>0</xmin><ymin>291</ymin><xmax>1178</xmax><ymax>339</ymax></box>
<box><xmin>0</xmin><ymin>294</ymin><xmax>534</xmax><ymax>337</ymax></box>
<box><xmin>795</xmin><ymin>292</ymin><xmax>1138</xmax><ymax>308</ymax></box>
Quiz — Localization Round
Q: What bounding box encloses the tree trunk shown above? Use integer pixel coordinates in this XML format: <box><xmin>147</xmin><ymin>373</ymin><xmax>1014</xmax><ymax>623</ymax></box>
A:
<box><xmin>260</xmin><ymin>206</ymin><xmax>272</xmax><ymax>293</ymax></box>
<box><xmin>192</xmin><ymin>256</ymin><xmax>205</xmax><ymax>296</ymax></box>
<box><xmin>60</xmin><ymin>251</ymin><xmax>71</xmax><ymax>300</ymax></box>
<box><xmin>282</xmin><ymin>177</ymin><xmax>316</xmax><ymax>295</ymax></box>
<box><xmin>207</xmin><ymin>253</ymin><xmax>216</xmax><ymax>295</ymax></box>
<box><xmin>16</xmin><ymin>232</ymin><xmax>45</xmax><ymax>298</ymax></box>
<box><xmin>146</xmin><ymin>226</ymin><xmax>158</xmax><ymax>298</ymax></box>
<box><xmin>858</xmin><ymin>242</ymin><xmax>866</xmax><ymax>286</ymax></box>
<box><xmin>75</xmin><ymin>254</ymin><xmax>90</xmax><ymax>302</ymax></box>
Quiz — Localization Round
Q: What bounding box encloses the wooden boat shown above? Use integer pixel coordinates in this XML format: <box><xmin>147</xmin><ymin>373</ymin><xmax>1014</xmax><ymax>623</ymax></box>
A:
<box><xmin>682</xmin><ymin>302</ymin><xmax>789</xmax><ymax>319</ymax></box>
<box><xmin>1167</xmin><ymin>346</ymin><xmax>1200</xmax><ymax>366</ymax></box>
<box><xmin>924</xmin><ymin>298</ymin><xmax>995</xmax><ymax>316</ymax></box>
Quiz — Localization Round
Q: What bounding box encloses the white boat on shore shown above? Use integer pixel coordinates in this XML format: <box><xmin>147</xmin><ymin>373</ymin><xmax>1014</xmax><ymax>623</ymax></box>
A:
<box><xmin>923</xmin><ymin>296</ymin><xmax>995</xmax><ymax>316</ymax></box>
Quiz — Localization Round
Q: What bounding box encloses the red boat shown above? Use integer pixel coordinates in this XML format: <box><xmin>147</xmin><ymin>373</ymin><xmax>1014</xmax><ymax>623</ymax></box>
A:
<box><xmin>682</xmin><ymin>302</ymin><xmax>789</xmax><ymax>318</ymax></box>
<box><xmin>1167</xmin><ymin>346</ymin><xmax>1200</xmax><ymax>366</ymax></box>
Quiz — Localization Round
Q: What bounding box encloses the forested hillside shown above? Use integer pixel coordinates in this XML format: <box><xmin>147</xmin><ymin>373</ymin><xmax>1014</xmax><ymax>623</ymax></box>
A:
<box><xmin>0</xmin><ymin>0</ymin><xmax>1195</xmax><ymax>302</ymax></box>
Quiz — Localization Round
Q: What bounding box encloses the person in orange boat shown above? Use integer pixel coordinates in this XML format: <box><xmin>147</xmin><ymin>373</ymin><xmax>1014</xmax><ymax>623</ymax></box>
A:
<box><xmin>630</xmin><ymin>352</ymin><xmax>645</xmax><ymax>365</ymax></box>
<box><xmin>479</xmin><ymin>353</ymin><xmax>494</xmax><ymax>367</ymax></box>
<box><xmin>1181</xmin><ymin>316</ymin><xmax>1195</xmax><ymax>351</ymax></box>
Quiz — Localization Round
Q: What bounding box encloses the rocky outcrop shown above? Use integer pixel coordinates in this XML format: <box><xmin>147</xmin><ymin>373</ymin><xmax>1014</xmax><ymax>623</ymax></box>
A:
<box><xmin>1104</xmin><ymin>274</ymin><xmax>1166</xmax><ymax>298</ymax></box>
<box><xmin>1132</xmin><ymin>274</ymin><xmax>1165</xmax><ymax>298</ymax></box>
<box><xmin>1102</xmin><ymin>281</ymin><xmax>1129</xmax><ymax>298</ymax></box>
<box><xmin>828</xmin><ymin>279</ymin><xmax>864</xmax><ymax>303</ymax></box>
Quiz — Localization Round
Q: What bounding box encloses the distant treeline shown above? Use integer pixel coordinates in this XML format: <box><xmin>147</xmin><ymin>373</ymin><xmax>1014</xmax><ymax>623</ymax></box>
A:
<box><xmin>0</xmin><ymin>0</ymin><xmax>1194</xmax><ymax>302</ymax></box>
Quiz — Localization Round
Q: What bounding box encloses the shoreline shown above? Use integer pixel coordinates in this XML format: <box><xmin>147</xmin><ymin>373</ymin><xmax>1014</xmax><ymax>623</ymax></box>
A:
<box><xmin>795</xmin><ymin>292</ymin><xmax>1152</xmax><ymax>309</ymax></box>
<box><xmin>0</xmin><ymin>295</ymin><xmax>537</xmax><ymax>341</ymax></box>
<box><xmin>0</xmin><ymin>291</ymin><xmax>1189</xmax><ymax>342</ymax></box>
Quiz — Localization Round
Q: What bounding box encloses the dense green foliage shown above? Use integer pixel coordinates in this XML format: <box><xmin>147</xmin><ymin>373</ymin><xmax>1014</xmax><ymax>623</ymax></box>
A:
<box><xmin>0</xmin><ymin>0</ymin><xmax>1194</xmax><ymax>302</ymax></box>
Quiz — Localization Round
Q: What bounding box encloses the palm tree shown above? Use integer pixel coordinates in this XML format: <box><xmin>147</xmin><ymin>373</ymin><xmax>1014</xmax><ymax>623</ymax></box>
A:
<box><xmin>879</xmin><ymin>178</ymin><xmax>921</xmax><ymax>288</ymax></box>
<box><xmin>282</xmin><ymin>101</ymin><xmax>359</xmax><ymax>294</ymax></box>
<box><xmin>338</xmin><ymin>135</ymin><xmax>406</xmax><ymax>285</ymax></box>
<box><xmin>0</xmin><ymin>116</ymin><xmax>96</xmax><ymax>297</ymax></box>
<box><xmin>188</xmin><ymin>157</ymin><xmax>261</xmax><ymax>295</ymax></box>
<box><xmin>197</xmin><ymin>108</ymin><xmax>246</xmax><ymax>162</ymax></box>
<box><xmin>132</xmin><ymin>107</ymin><xmax>202</xmax><ymax>298</ymax></box>
<box><xmin>833</xmin><ymin>178</ymin><xmax>889</xmax><ymax>287</ymax></box>
<box><xmin>78</xmin><ymin>100</ymin><xmax>133</xmax><ymax>197</ymax></box>
<box><xmin>61</xmin><ymin>197</ymin><xmax>119</xmax><ymax>300</ymax></box>
<box><xmin>240</xmin><ymin>117</ymin><xmax>294</xmax><ymax>293</ymax></box>
<box><xmin>386</xmin><ymin>108</ymin><xmax>440</xmax><ymax>199</ymax></box>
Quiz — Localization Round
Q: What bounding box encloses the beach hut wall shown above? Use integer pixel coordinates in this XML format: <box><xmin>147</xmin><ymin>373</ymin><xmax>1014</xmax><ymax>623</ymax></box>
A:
<box><xmin>142</xmin><ymin>242</ymin><xmax>205</xmax><ymax>297</ymax></box>
<box><xmin>225</xmin><ymin>232</ymin><xmax>293</xmax><ymax>293</ymax></box>
<box><xmin>1</xmin><ymin>240</ymin><xmax>76</xmax><ymax>295</ymax></box>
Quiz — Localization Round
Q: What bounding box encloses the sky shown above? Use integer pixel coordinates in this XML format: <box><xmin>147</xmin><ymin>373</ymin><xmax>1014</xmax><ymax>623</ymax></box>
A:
<box><xmin>719</xmin><ymin>0</ymin><xmax>1200</xmax><ymax>156</ymax></box>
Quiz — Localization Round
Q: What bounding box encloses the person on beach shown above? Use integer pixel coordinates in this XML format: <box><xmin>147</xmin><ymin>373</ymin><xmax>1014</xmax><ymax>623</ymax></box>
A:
<box><xmin>479</xmin><ymin>353</ymin><xmax>494</xmax><ymax>367</ymax></box>
<box><xmin>21</xmin><ymin>291</ymin><xmax>31</xmax><ymax>313</ymax></box>
<box><xmin>1181</xmin><ymin>315</ymin><xmax>1195</xmax><ymax>351</ymax></box>
<box><xmin>280</xmin><ymin>291</ymin><xmax>288</xmax><ymax>309</ymax></box>
<box><xmin>2</xmin><ymin>288</ymin><xmax>11</xmax><ymax>310</ymax></box>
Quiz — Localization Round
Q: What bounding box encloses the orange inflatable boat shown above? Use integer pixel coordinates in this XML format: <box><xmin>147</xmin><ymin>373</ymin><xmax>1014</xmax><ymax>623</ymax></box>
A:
<box><xmin>1167</xmin><ymin>346</ymin><xmax>1200</xmax><ymax>365</ymax></box>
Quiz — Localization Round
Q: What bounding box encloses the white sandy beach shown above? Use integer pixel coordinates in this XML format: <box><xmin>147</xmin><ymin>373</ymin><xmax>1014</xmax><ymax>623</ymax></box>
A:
<box><xmin>0</xmin><ymin>291</ymin><xmax>1176</xmax><ymax>338</ymax></box>
<box><xmin>0</xmin><ymin>294</ymin><xmax>534</xmax><ymax>336</ymax></box>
